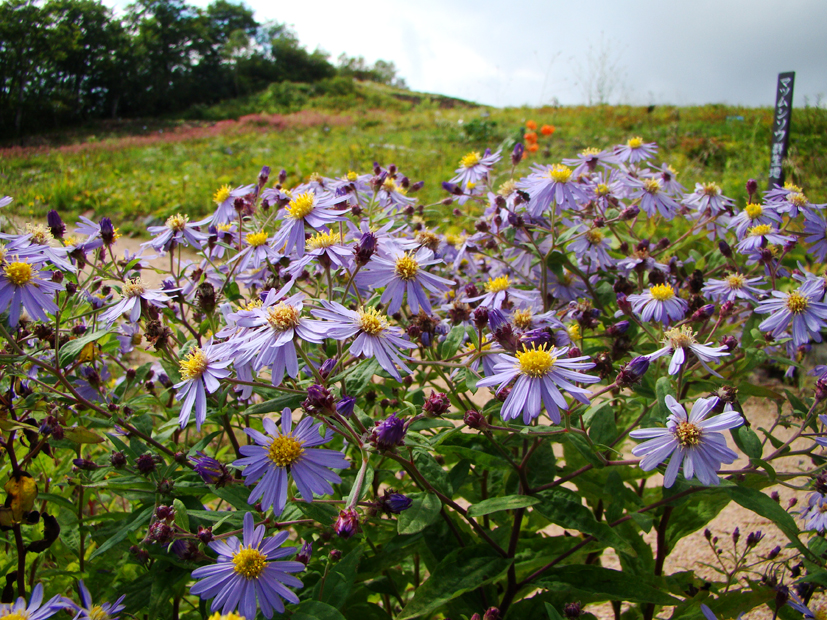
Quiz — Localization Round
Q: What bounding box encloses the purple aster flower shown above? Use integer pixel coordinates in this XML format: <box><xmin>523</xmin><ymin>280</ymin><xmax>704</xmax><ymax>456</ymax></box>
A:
<box><xmin>516</xmin><ymin>163</ymin><xmax>589</xmax><ymax>216</ymax></box>
<box><xmin>568</xmin><ymin>227</ymin><xmax>614</xmax><ymax>269</ymax></box>
<box><xmin>756</xmin><ymin>287</ymin><xmax>827</xmax><ymax>347</ymax></box>
<box><xmin>735</xmin><ymin>224</ymin><xmax>793</xmax><ymax>254</ymax></box>
<box><xmin>0</xmin><ymin>195</ymin><xmax>11</xmax><ymax>209</ymax></box>
<box><xmin>190</xmin><ymin>512</ymin><xmax>304</xmax><ymax>619</ymax></box>
<box><xmin>175</xmin><ymin>344</ymin><xmax>233</xmax><ymax>430</ymax></box>
<box><xmin>1</xmin><ymin>583</ymin><xmax>63</xmax><ymax>620</ymax></box>
<box><xmin>63</xmin><ymin>579</ymin><xmax>125</xmax><ymax>620</ymax></box>
<box><xmin>211</xmin><ymin>183</ymin><xmax>256</xmax><ymax>225</ymax></box>
<box><xmin>765</xmin><ymin>184</ymin><xmax>824</xmax><ymax>218</ymax></box>
<box><xmin>628</xmin><ymin>284</ymin><xmax>688</xmax><ymax>325</ymax></box>
<box><xmin>312</xmin><ymin>301</ymin><xmax>417</xmax><ymax>380</ymax></box>
<box><xmin>370</xmin><ymin>412</ymin><xmax>407</xmax><ymax>450</ymax></box>
<box><xmin>357</xmin><ymin>248</ymin><xmax>455</xmax><ymax>315</ymax></box>
<box><xmin>643</xmin><ymin>162</ymin><xmax>685</xmax><ymax>195</ymax></box>
<box><xmin>803</xmin><ymin>209</ymin><xmax>827</xmax><ymax>262</ymax></box>
<box><xmin>702</xmin><ymin>273</ymin><xmax>764</xmax><ymax>303</ymax></box>
<box><xmin>99</xmin><ymin>278</ymin><xmax>173</xmax><ymax>326</ymax></box>
<box><xmin>788</xmin><ymin>591</ymin><xmax>827</xmax><ymax>619</ymax></box>
<box><xmin>683</xmin><ymin>182</ymin><xmax>734</xmax><ymax>217</ymax></box>
<box><xmin>377</xmin><ymin>177</ymin><xmax>416</xmax><ymax>213</ymax></box>
<box><xmin>800</xmin><ymin>493</ymin><xmax>827</xmax><ymax>532</ymax></box>
<box><xmin>234</xmin><ymin>409</ymin><xmax>348</xmax><ymax>515</ymax></box>
<box><xmin>476</xmin><ymin>344</ymin><xmax>600</xmax><ymax>424</ymax></box>
<box><xmin>627</xmin><ymin>177</ymin><xmax>681</xmax><ymax>220</ymax></box>
<box><xmin>562</xmin><ymin>147</ymin><xmax>619</xmax><ymax>176</ymax></box>
<box><xmin>629</xmin><ymin>395</ymin><xmax>743</xmax><ymax>488</ymax></box>
<box><xmin>0</xmin><ymin>224</ymin><xmax>76</xmax><ymax>272</ymax></box>
<box><xmin>649</xmin><ymin>325</ymin><xmax>729</xmax><ymax>377</ymax></box>
<box><xmin>614</xmin><ymin>137</ymin><xmax>657</xmax><ymax>164</ymax></box>
<box><xmin>288</xmin><ymin>229</ymin><xmax>353</xmax><ymax>276</ymax></box>
<box><xmin>230</xmin><ymin>230</ymin><xmax>281</xmax><ymax>273</ymax></box>
<box><xmin>547</xmin><ymin>269</ymin><xmax>588</xmax><ymax>303</ymax></box>
<box><xmin>729</xmin><ymin>202</ymin><xmax>781</xmax><ymax>239</ymax></box>
<box><xmin>273</xmin><ymin>191</ymin><xmax>344</xmax><ymax>257</ymax></box>
<box><xmin>0</xmin><ymin>258</ymin><xmax>63</xmax><ymax>326</ymax></box>
<box><xmin>144</xmin><ymin>214</ymin><xmax>209</xmax><ymax>254</ymax></box>
<box><xmin>451</xmin><ymin>148</ymin><xmax>502</xmax><ymax>186</ymax></box>
<box><xmin>468</xmin><ymin>274</ymin><xmax>538</xmax><ymax>309</ymax></box>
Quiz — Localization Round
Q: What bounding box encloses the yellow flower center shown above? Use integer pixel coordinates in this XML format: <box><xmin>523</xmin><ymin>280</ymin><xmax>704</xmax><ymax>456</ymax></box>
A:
<box><xmin>4</xmin><ymin>261</ymin><xmax>33</xmax><ymax>286</ymax></box>
<box><xmin>358</xmin><ymin>307</ymin><xmax>389</xmax><ymax>335</ymax></box>
<box><xmin>585</xmin><ymin>229</ymin><xmax>604</xmax><ymax>244</ymax></box>
<box><xmin>675</xmin><ymin>421</ymin><xmax>701</xmax><ymax>447</ymax></box>
<box><xmin>122</xmin><ymin>278</ymin><xmax>146</xmax><ymax>298</ymax></box>
<box><xmin>166</xmin><ymin>214</ymin><xmax>189</xmax><ymax>232</ymax></box>
<box><xmin>643</xmin><ymin>178</ymin><xmax>661</xmax><ymax>194</ymax></box>
<box><xmin>650</xmin><ymin>283</ymin><xmax>676</xmax><ymax>301</ymax></box>
<box><xmin>347</xmin><ymin>171</ymin><xmax>358</xmax><ymax>181</ymax></box>
<box><xmin>546</xmin><ymin>164</ymin><xmax>572</xmax><ymax>184</ymax></box>
<box><xmin>460</xmin><ymin>151</ymin><xmax>481</xmax><ymax>168</ymax></box>
<box><xmin>309</xmin><ymin>172</ymin><xmax>322</xmax><ymax>183</ymax></box>
<box><xmin>246</xmin><ymin>231</ymin><xmax>269</xmax><ymax>247</ymax></box>
<box><xmin>268</xmin><ymin>435</ymin><xmax>304</xmax><ymax>467</ymax></box>
<box><xmin>498</xmin><ymin>179</ymin><xmax>516</xmax><ymax>196</ymax></box>
<box><xmin>567</xmin><ymin>323</ymin><xmax>581</xmax><ymax>340</ymax></box>
<box><xmin>213</xmin><ymin>184</ymin><xmax>232</xmax><ymax>205</ymax></box>
<box><xmin>580</xmin><ymin>147</ymin><xmax>601</xmax><ymax>157</ymax></box>
<box><xmin>812</xmin><ymin>607</ymin><xmax>827</xmax><ymax>620</ymax></box>
<box><xmin>63</xmin><ymin>234</ymin><xmax>78</xmax><ymax>246</ymax></box>
<box><xmin>232</xmin><ymin>546</ymin><xmax>268</xmax><ymax>579</ymax></box>
<box><xmin>307</xmin><ymin>230</ymin><xmax>341</xmax><ymax>250</ymax></box>
<box><xmin>244</xmin><ymin>299</ymin><xmax>263</xmax><ymax>310</ymax></box>
<box><xmin>395</xmin><ymin>254</ymin><xmax>420</xmax><ymax>281</ymax></box>
<box><xmin>701</xmin><ymin>182</ymin><xmax>721</xmax><ymax>197</ymax></box>
<box><xmin>663</xmin><ymin>325</ymin><xmax>696</xmax><ymax>349</ymax></box>
<box><xmin>627</xmin><ymin>137</ymin><xmax>643</xmax><ymax>149</ymax></box>
<box><xmin>786</xmin><ymin>291</ymin><xmax>809</xmax><ymax>314</ymax></box>
<box><xmin>416</xmin><ymin>230</ymin><xmax>440</xmax><ymax>249</ymax></box>
<box><xmin>726</xmin><ymin>274</ymin><xmax>746</xmax><ymax>289</ymax></box>
<box><xmin>87</xmin><ymin>606</ymin><xmax>111</xmax><ymax>620</ymax></box>
<box><xmin>382</xmin><ymin>179</ymin><xmax>397</xmax><ymax>193</ymax></box>
<box><xmin>286</xmin><ymin>193</ymin><xmax>315</xmax><ymax>220</ymax></box>
<box><xmin>748</xmin><ymin>224</ymin><xmax>772</xmax><ymax>237</ymax></box>
<box><xmin>512</xmin><ymin>309</ymin><xmax>533</xmax><ymax>330</ymax></box>
<box><xmin>1</xmin><ymin>612</ymin><xmax>29</xmax><ymax>620</ymax></box>
<box><xmin>179</xmin><ymin>348</ymin><xmax>209</xmax><ymax>381</ymax></box>
<box><xmin>217</xmin><ymin>223</ymin><xmax>233</xmax><ymax>232</ymax></box>
<box><xmin>515</xmin><ymin>344</ymin><xmax>556</xmax><ymax>378</ymax></box>
<box><xmin>788</xmin><ymin>192</ymin><xmax>807</xmax><ymax>207</ymax></box>
<box><xmin>486</xmin><ymin>275</ymin><xmax>511</xmax><ymax>293</ymax></box>
<box><xmin>266</xmin><ymin>302</ymin><xmax>301</xmax><ymax>331</ymax></box>
<box><xmin>25</xmin><ymin>223</ymin><xmax>53</xmax><ymax>245</ymax></box>
<box><xmin>595</xmin><ymin>183</ymin><xmax>610</xmax><ymax>197</ymax></box>
<box><xmin>444</xmin><ymin>233</ymin><xmax>466</xmax><ymax>247</ymax></box>
<box><xmin>744</xmin><ymin>203</ymin><xmax>763</xmax><ymax>219</ymax></box>
<box><xmin>207</xmin><ymin>613</ymin><xmax>247</xmax><ymax>620</ymax></box>
<box><xmin>783</xmin><ymin>181</ymin><xmax>802</xmax><ymax>192</ymax></box>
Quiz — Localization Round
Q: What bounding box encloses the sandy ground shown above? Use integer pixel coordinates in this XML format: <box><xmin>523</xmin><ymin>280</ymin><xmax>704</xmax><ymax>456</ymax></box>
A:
<box><xmin>20</xmin><ymin>224</ymin><xmax>821</xmax><ymax>619</ymax></box>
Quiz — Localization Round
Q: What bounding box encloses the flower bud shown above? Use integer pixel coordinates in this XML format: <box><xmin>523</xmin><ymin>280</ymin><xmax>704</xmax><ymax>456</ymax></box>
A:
<box><xmin>354</xmin><ymin>232</ymin><xmax>378</xmax><ymax>266</ymax></box>
<box><xmin>767</xmin><ymin>545</ymin><xmax>781</xmax><ymax>560</ymax></box>
<box><xmin>483</xmin><ymin>608</ymin><xmax>500</xmax><ymax>620</ymax></box>
<box><xmin>147</xmin><ymin>521</ymin><xmax>174</xmax><ymax>544</ymax></box>
<box><xmin>379</xmin><ymin>489</ymin><xmax>413</xmax><ymax>514</ymax></box>
<box><xmin>521</xmin><ymin>328</ymin><xmax>553</xmax><ymax>348</ymax></box>
<box><xmin>423</xmin><ymin>391</ymin><xmax>450</xmax><ymax>417</ymax></box>
<box><xmin>319</xmin><ymin>358</ymin><xmax>338</xmax><ymax>379</ymax></box>
<box><xmin>190</xmin><ymin>452</ymin><xmax>232</xmax><ymax>487</ymax></box>
<box><xmin>616</xmin><ymin>356</ymin><xmax>649</xmax><ymax>387</ymax></box>
<box><xmin>567</xmin><ymin>346</ymin><xmax>582</xmax><ymax>358</ymax></box>
<box><xmin>563</xmin><ymin>602</ymin><xmax>582</xmax><ymax>618</ymax></box>
<box><xmin>720</xmin><ymin>300</ymin><xmax>735</xmax><ymax>318</ymax></box>
<box><xmin>616</xmin><ymin>293</ymin><xmax>632</xmax><ymax>316</ymax></box>
<box><xmin>473</xmin><ymin>306</ymin><xmax>490</xmax><ymax>330</ymax></box>
<box><xmin>336</xmin><ymin>396</ymin><xmax>356</xmax><ymax>417</ymax></box>
<box><xmin>130</xmin><ymin>545</ymin><xmax>149</xmax><ymax>564</ymax></box>
<box><xmin>619</xmin><ymin>205</ymin><xmax>640</xmax><ymax>220</ymax></box>
<box><xmin>691</xmin><ymin>304</ymin><xmax>715</xmax><ymax>321</ymax></box>
<box><xmin>721</xmin><ymin>335</ymin><xmax>738</xmax><ymax>352</ymax></box>
<box><xmin>370</xmin><ymin>413</ymin><xmax>407</xmax><ymax>450</ymax></box>
<box><xmin>197</xmin><ymin>525</ymin><xmax>214</xmax><ymax>544</ymax></box>
<box><xmin>333</xmin><ymin>509</ymin><xmax>360</xmax><ymax>539</ymax></box>
<box><xmin>329</xmin><ymin>549</ymin><xmax>342</xmax><ymax>561</ymax></box>
<box><xmin>47</xmin><ymin>210</ymin><xmax>65</xmax><ymax>239</ymax></box>
<box><xmin>110</xmin><ymin>451</ymin><xmax>127</xmax><ymax>468</ymax></box>
<box><xmin>302</xmin><ymin>384</ymin><xmax>335</xmax><ymax>416</ymax></box>
<box><xmin>732</xmin><ymin>527</ymin><xmax>740</xmax><ymax>544</ymax></box>
<box><xmin>746</xmin><ymin>530</ymin><xmax>763</xmax><ymax>547</ymax></box>
<box><xmin>442</xmin><ymin>181</ymin><xmax>463</xmax><ymax>196</ymax></box>
<box><xmin>718</xmin><ymin>240</ymin><xmax>733</xmax><ymax>258</ymax></box>
<box><xmin>464</xmin><ymin>409</ymin><xmax>486</xmax><ymax>429</ymax></box>
<box><xmin>746</xmin><ymin>178</ymin><xmax>758</xmax><ymax>200</ymax></box>
<box><xmin>100</xmin><ymin>217</ymin><xmax>116</xmax><ymax>246</ymax></box>
<box><xmin>511</xmin><ymin>143</ymin><xmax>524</xmax><ymax>165</ymax></box>
<box><xmin>72</xmin><ymin>458</ymin><xmax>98</xmax><ymax>471</ymax></box>
<box><xmin>606</xmin><ymin>320</ymin><xmax>630</xmax><ymax>336</ymax></box>
<box><xmin>136</xmin><ymin>453</ymin><xmax>159</xmax><ymax>475</ymax></box>
<box><xmin>296</xmin><ymin>541</ymin><xmax>312</xmax><ymax>565</ymax></box>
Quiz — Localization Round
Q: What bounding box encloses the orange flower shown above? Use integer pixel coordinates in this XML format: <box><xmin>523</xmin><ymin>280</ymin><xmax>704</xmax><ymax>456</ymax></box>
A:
<box><xmin>525</xmin><ymin>120</ymin><xmax>537</xmax><ymax>130</ymax></box>
<box><xmin>541</xmin><ymin>124</ymin><xmax>555</xmax><ymax>136</ymax></box>
<box><xmin>521</xmin><ymin>150</ymin><xmax>529</xmax><ymax>160</ymax></box>
<box><xmin>527</xmin><ymin>143</ymin><xmax>539</xmax><ymax>153</ymax></box>
<box><xmin>524</xmin><ymin>131</ymin><xmax>538</xmax><ymax>143</ymax></box>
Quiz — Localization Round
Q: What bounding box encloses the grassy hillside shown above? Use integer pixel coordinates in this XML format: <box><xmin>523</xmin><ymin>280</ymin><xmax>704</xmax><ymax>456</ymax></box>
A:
<box><xmin>1</xmin><ymin>81</ymin><xmax>825</xmax><ymax>235</ymax></box>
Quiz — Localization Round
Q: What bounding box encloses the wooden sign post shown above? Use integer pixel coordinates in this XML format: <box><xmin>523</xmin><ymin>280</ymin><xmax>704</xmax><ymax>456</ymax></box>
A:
<box><xmin>768</xmin><ymin>71</ymin><xmax>795</xmax><ymax>190</ymax></box>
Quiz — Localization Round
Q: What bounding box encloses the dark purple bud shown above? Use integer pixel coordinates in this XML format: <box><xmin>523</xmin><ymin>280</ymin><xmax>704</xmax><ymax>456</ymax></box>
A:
<box><xmin>656</xmin><ymin>237</ymin><xmax>670</xmax><ymax>251</ymax></box>
<box><xmin>379</xmin><ymin>490</ymin><xmax>413</xmax><ymax>514</ymax></box>
<box><xmin>746</xmin><ymin>178</ymin><xmax>758</xmax><ymax>199</ymax></box>
<box><xmin>784</xmin><ymin>238</ymin><xmax>798</xmax><ymax>253</ymax></box>
<box><xmin>495</xmin><ymin>386</ymin><xmax>511</xmax><ymax>401</ymax></box>
<box><xmin>197</xmin><ymin>525</ymin><xmax>214</xmax><ymax>544</ymax></box>
<box><xmin>816</xmin><ymin>373</ymin><xmax>827</xmax><ymax>402</ymax></box>
<box><xmin>147</xmin><ymin>521</ymin><xmax>173</xmax><ymax>544</ymax></box>
<box><xmin>155</xmin><ymin>505</ymin><xmax>175</xmax><ymax>521</ymax></box>
<box><xmin>788</xmin><ymin>497</ymin><xmax>798</xmax><ymax>509</ymax></box>
<box><xmin>354</xmin><ymin>232</ymin><xmax>378</xmax><ymax>266</ymax></box>
<box><xmin>333</xmin><ymin>509</ymin><xmax>360</xmax><ymax>539</ymax></box>
<box><xmin>423</xmin><ymin>391</ymin><xmax>451</xmax><ymax>417</ymax></box>
<box><xmin>606</xmin><ymin>320</ymin><xmax>630</xmax><ymax>336</ymax></box>
<box><xmin>110</xmin><ymin>451</ymin><xmax>127</xmax><ymax>468</ymax></box>
<box><xmin>511</xmin><ymin>142</ymin><xmax>524</xmax><ymax>165</ymax></box>
<box><xmin>258</xmin><ymin>165</ymin><xmax>270</xmax><ymax>185</ymax></box>
<box><xmin>73</xmin><ymin>458</ymin><xmax>98</xmax><ymax>471</ymax></box>
<box><xmin>616</xmin><ymin>293</ymin><xmax>632</xmax><ymax>315</ymax></box>
<box><xmin>442</xmin><ymin>181</ymin><xmax>463</xmax><ymax>196</ymax></box>
<box><xmin>47</xmin><ymin>210</ymin><xmax>65</xmax><ymax>239</ymax></box>
<box><xmin>732</xmin><ymin>527</ymin><xmax>740</xmax><ymax>544</ymax></box>
<box><xmin>746</xmin><ymin>531</ymin><xmax>764</xmax><ymax>547</ymax></box>
<box><xmin>564</xmin><ymin>602</ymin><xmax>582</xmax><ymax>618</ymax></box>
<box><xmin>567</xmin><ymin>346</ymin><xmax>582</xmax><ymax>358</ymax></box>
<box><xmin>775</xmin><ymin>585</ymin><xmax>789</xmax><ymax>609</ymax></box>
<box><xmin>158</xmin><ymin>478</ymin><xmax>175</xmax><ymax>495</ymax></box>
<box><xmin>507</xmin><ymin>211</ymin><xmax>524</xmax><ymax>227</ymax></box>
<box><xmin>336</xmin><ymin>396</ymin><xmax>356</xmax><ymax>417</ymax></box>
<box><xmin>171</xmin><ymin>539</ymin><xmax>199</xmax><ymax>561</ymax></box>
<box><xmin>157</xmin><ymin>373</ymin><xmax>172</xmax><ymax>389</ymax></box>
<box><xmin>463</xmin><ymin>409</ymin><xmax>486</xmax><ymax>429</ymax></box>
<box><xmin>278</xmin><ymin>169</ymin><xmax>287</xmax><ymax>184</ymax></box>
<box><xmin>319</xmin><ymin>358</ymin><xmax>338</xmax><ymax>379</ymax></box>
<box><xmin>720</xmin><ymin>301</ymin><xmax>735</xmax><ymax>318</ymax></box>
<box><xmin>296</xmin><ymin>541</ymin><xmax>312</xmax><ymax>565</ymax></box>
<box><xmin>483</xmin><ymin>607</ymin><xmax>501</xmax><ymax>620</ymax></box>
<box><xmin>616</xmin><ymin>356</ymin><xmax>650</xmax><ymax>387</ymax></box>
<box><xmin>767</xmin><ymin>545</ymin><xmax>781</xmax><ymax>560</ymax></box>
<box><xmin>329</xmin><ymin>549</ymin><xmax>342</xmax><ymax>561</ymax></box>
<box><xmin>704</xmin><ymin>528</ymin><xmax>712</xmax><ymax>541</ymax></box>
<box><xmin>718</xmin><ymin>240</ymin><xmax>733</xmax><ymax>258</ymax></box>
<box><xmin>370</xmin><ymin>413</ymin><xmax>407</xmax><ymax>450</ymax></box>
<box><xmin>473</xmin><ymin>306</ymin><xmax>490</xmax><ymax>330</ymax></box>
<box><xmin>190</xmin><ymin>452</ymin><xmax>231</xmax><ymax>487</ymax></box>
<box><xmin>619</xmin><ymin>205</ymin><xmax>640</xmax><ymax>220</ymax></box>
<box><xmin>136</xmin><ymin>453</ymin><xmax>158</xmax><ymax>475</ymax></box>
<box><xmin>130</xmin><ymin>545</ymin><xmax>149</xmax><ymax>564</ymax></box>
<box><xmin>521</xmin><ymin>328</ymin><xmax>553</xmax><ymax>348</ymax></box>
<box><xmin>770</xmin><ymin>490</ymin><xmax>780</xmax><ymax>503</ymax></box>
<box><xmin>100</xmin><ymin>217</ymin><xmax>116</xmax><ymax>246</ymax></box>
<box><xmin>302</xmin><ymin>384</ymin><xmax>335</xmax><ymax>415</ymax></box>
<box><xmin>721</xmin><ymin>335</ymin><xmax>738</xmax><ymax>352</ymax></box>
<box><xmin>409</xmin><ymin>181</ymin><xmax>424</xmax><ymax>193</ymax></box>
<box><xmin>691</xmin><ymin>304</ymin><xmax>715</xmax><ymax>321</ymax></box>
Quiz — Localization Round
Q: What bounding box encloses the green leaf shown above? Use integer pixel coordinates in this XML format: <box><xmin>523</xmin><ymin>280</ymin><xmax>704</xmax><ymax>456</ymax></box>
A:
<box><xmin>296</xmin><ymin>501</ymin><xmax>339</xmax><ymax>526</ymax></box>
<box><xmin>312</xmin><ymin>546</ymin><xmax>363</xmax><ymax>607</ymax></box>
<box><xmin>293</xmin><ymin>601</ymin><xmax>347</xmax><ymax>620</ymax></box>
<box><xmin>545</xmin><ymin>602</ymin><xmax>565</xmax><ymax>620</ymax></box>
<box><xmin>58</xmin><ymin>328</ymin><xmax>110</xmax><ymax>367</ymax></box>
<box><xmin>665</xmin><ymin>490</ymin><xmax>730</xmax><ymax>548</ymax></box>
<box><xmin>722</xmin><ymin>485</ymin><xmax>806</xmax><ymax>555</ymax></box>
<box><xmin>89</xmin><ymin>505</ymin><xmax>153</xmax><ymax>559</ymax></box>
<box><xmin>440</xmin><ymin>445</ymin><xmax>511</xmax><ymax>470</ymax></box>
<box><xmin>732</xmin><ymin>426</ymin><xmax>763</xmax><ymax>460</ymax></box>
<box><xmin>397</xmin><ymin>493</ymin><xmax>442</xmax><ymax>535</ymax></box>
<box><xmin>244</xmin><ymin>392</ymin><xmax>304</xmax><ymax>415</ymax></box>
<box><xmin>440</xmin><ymin>325</ymin><xmax>466</xmax><ymax>359</ymax></box>
<box><xmin>537</xmin><ymin>565</ymin><xmax>677</xmax><ymax>605</ymax></box>
<box><xmin>562</xmin><ymin>433</ymin><xmax>604</xmax><ymax>468</ymax></box>
<box><xmin>467</xmin><ymin>495</ymin><xmax>540</xmax><ymax>518</ymax></box>
<box><xmin>397</xmin><ymin>545</ymin><xmax>512</xmax><ymax>620</ymax></box>
<box><xmin>737</xmin><ymin>382</ymin><xmax>782</xmax><ymax>400</ymax></box>
<box><xmin>655</xmin><ymin>377</ymin><xmax>676</xmax><ymax>424</ymax></box>
<box><xmin>172</xmin><ymin>498</ymin><xmax>189</xmax><ymax>532</ymax></box>
<box><xmin>345</xmin><ymin>358</ymin><xmax>381</xmax><ymax>395</ymax></box>
<box><xmin>412</xmin><ymin>450</ymin><xmax>451</xmax><ymax>496</ymax></box>
<box><xmin>62</xmin><ymin>426</ymin><xmax>105</xmax><ymax>444</ymax></box>
<box><xmin>39</xmin><ymin>492</ymin><xmax>78</xmax><ymax>512</ymax></box>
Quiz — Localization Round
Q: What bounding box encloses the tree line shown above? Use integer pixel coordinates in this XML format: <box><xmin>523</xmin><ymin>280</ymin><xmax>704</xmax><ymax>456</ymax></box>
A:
<box><xmin>0</xmin><ymin>0</ymin><xmax>406</xmax><ymax>138</ymax></box>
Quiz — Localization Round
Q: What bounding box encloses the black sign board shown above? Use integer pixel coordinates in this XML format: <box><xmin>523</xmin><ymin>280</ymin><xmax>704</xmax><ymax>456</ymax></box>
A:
<box><xmin>768</xmin><ymin>71</ymin><xmax>795</xmax><ymax>190</ymax></box>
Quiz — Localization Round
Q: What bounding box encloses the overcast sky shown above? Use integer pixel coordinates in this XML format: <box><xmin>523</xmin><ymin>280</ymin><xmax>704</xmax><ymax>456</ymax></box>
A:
<box><xmin>108</xmin><ymin>0</ymin><xmax>827</xmax><ymax>108</ymax></box>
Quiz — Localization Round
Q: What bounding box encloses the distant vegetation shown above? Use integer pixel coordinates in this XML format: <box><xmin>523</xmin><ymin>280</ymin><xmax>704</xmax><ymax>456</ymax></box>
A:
<box><xmin>0</xmin><ymin>0</ymin><xmax>405</xmax><ymax>138</ymax></box>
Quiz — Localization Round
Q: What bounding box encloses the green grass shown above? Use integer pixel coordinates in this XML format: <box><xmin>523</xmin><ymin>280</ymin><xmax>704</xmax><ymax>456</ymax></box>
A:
<box><xmin>2</xmin><ymin>84</ymin><xmax>825</xmax><ymax>236</ymax></box>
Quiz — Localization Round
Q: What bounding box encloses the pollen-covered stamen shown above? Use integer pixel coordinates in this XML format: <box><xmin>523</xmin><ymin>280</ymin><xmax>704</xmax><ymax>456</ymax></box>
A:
<box><xmin>346</xmin><ymin>170</ymin><xmax>358</xmax><ymax>181</ymax></box>
<box><xmin>726</xmin><ymin>273</ymin><xmax>746</xmax><ymax>289</ymax></box>
<box><xmin>497</xmin><ymin>179</ymin><xmax>516</xmax><ymax>196</ymax></box>
<box><xmin>512</xmin><ymin>309</ymin><xmax>533</xmax><ymax>330</ymax></box>
<box><xmin>744</xmin><ymin>203</ymin><xmax>763</xmax><ymax>219</ymax></box>
<box><xmin>547</xmin><ymin>164</ymin><xmax>573</xmax><ymax>183</ymax></box>
<box><xmin>650</xmin><ymin>283</ymin><xmax>676</xmax><ymax>301</ymax></box>
<box><xmin>595</xmin><ymin>183</ymin><xmax>610</xmax><ymax>196</ymax></box>
<box><xmin>788</xmin><ymin>192</ymin><xmax>808</xmax><ymax>207</ymax></box>
<box><xmin>580</xmin><ymin>147</ymin><xmax>601</xmax><ymax>157</ymax></box>
<box><xmin>515</xmin><ymin>344</ymin><xmax>556</xmax><ymax>378</ymax></box>
<box><xmin>122</xmin><ymin>278</ymin><xmax>146</xmax><ymax>298</ymax></box>
<box><xmin>444</xmin><ymin>233</ymin><xmax>467</xmax><ymax>247</ymax></box>
<box><xmin>663</xmin><ymin>325</ymin><xmax>697</xmax><ymax>349</ymax></box>
<box><xmin>486</xmin><ymin>275</ymin><xmax>511</xmax><ymax>293</ymax></box>
<box><xmin>567</xmin><ymin>323</ymin><xmax>581</xmax><ymax>340</ymax></box>
<box><xmin>358</xmin><ymin>307</ymin><xmax>389</xmax><ymax>335</ymax></box>
<box><xmin>267</xmin><ymin>302</ymin><xmax>301</xmax><ymax>331</ymax></box>
<box><xmin>179</xmin><ymin>348</ymin><xmax>209</xmax><ymax>380</ymax></box>
<box><xmin>643</xmin><ymin>178</ymin><xmax>662</xmax><ymax>194</ymax></box>
<box><xmin>748</xmin><ymin>224</ymin><xmax>773</xmax><ymax>237</ymax></box>
<box><xmin>286</xmin><ymin>193</ymin><xmax>315</xmax><ymax>219</ymax></box>
<box><xmin>26</xmin><ymin>223</ymin><xmax>53</xmax><ymax>245</ymax></box>
<box><xmin>701</xmin><ymin>182</ymin><xmax>722</xmax><ymax>197</ymax></box>
<box><xmin>87</xmin><ymin>606</ymin><xmax>111</xmax><ymax>620</ymax></box>
<box><xmin>4</xmin><ymin>261</ymin><xmax>33</xmax><ymax>286</ymax></box>
<box><xmin>460</xmin><ymin>151</ymin><xmax>481</xmax><ymax>168</ymax></box>
<box><xmin>232</xmin><ymin>546</ymin><xmax>268</xmax><ymax>579</ymax></box>
<box><xmin>415</xmin><ymin>230</ymin><xmax>440</xmax><ymax>250</ymax></box>
<box><xmin>585</xmin><ymin>229</ymin><xmax>605</xmax><ymax>244</ymax></box>
<box><xmin>307</xmin><ymin>230</ymin><xmax>341</xmax><ymax>250</ymax></box>
<box><xmin>786</xmin><ymin>291</ymin><xmax>810</xmax><ymax>314</ymax></box>
<box><xmin>382</xmin><ymin>178</ymin><xmax>398</xmax><ymax>193</ymax></box>
<box><xmin>244</xmin><ymin>298</ymin><xmax>263</xmax><ymax>310</ymax></box>
<box><xmin>394</xmin><ymin>254</ymin><xmax>420</xmax><ymax>281</ymax></box>
<box><xmin>246</xmin><ymin>231</ymin><xmax>269</xmax><ymax>247</ymax></box>
<box><xmin>267</xmin><ymin>435</ymin><xmax>304</xmax><ymax>467</ymax></box>
<box><xmin>217</xmin><ymin>223</ymin><xmax>233</xmax><ymax>232</ymax></box>
<box><xmin>674</xmin><ymin>421</ymin><xmax>702</xmax><ymax>447</ymax></box>
<box><xmin>213</xmin><ymin>184</ymin><xmax>232</xmax><ymax>205</ymax></box>
<box><xmin>166</xmin><ymin>214</ymin><xmax>189</xmax><ymax>231</ymax></box>
<box><xmin>627</xmin><ymin>137</ymin><xmax>644</xmax><ymax>149</ymax></box>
